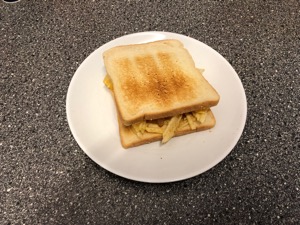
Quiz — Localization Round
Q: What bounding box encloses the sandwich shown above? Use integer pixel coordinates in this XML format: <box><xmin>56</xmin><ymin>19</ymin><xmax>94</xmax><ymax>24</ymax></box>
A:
<box><xmin>102</xmin><ymin>39</ymin><xmax>220</xmax><ymax>148</ymax></box>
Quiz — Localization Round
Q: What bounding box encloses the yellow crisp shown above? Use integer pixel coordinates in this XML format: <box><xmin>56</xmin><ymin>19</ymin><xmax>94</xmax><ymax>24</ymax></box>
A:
<box><xmin>186</xmin><ymin>113</ymin><xmax>197</xmax><ymax>130</ymax></box>
<box><xmin>162</xmin><ymin>115</ymin><xmax>182</xmax><ymax>143</ymax></box>
<box><xmin>103</xmin><ymin>75</ymin><xmax>113</xmax><ymax>91</ymax></box>
<box><xmin>145</xmin><ymin>124</ymin><xmax>166</xmax><ymax>134</ymax></box>
<box><xmin>193</xmin><ymin>110</ymin><xmax>208</xmax><ymax>124</ymax></box>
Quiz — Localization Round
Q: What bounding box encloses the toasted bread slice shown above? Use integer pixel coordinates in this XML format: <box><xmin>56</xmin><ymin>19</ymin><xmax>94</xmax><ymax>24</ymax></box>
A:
<box><xmin>103</xmin><ymin>39</ymin><xmax>220</xmax><ymax>126</ymax></box>
<box><xmin>118</xmin><ymin>109</ymin><xmax>216</xmax><ymax>149</ymax></box>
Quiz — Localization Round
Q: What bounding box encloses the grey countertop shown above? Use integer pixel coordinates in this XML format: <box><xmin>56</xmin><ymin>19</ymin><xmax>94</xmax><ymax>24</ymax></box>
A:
<box><xmin>1</xmin><ymin>0</ymin><xmax>299</xmax><ymax>224</ymax></box>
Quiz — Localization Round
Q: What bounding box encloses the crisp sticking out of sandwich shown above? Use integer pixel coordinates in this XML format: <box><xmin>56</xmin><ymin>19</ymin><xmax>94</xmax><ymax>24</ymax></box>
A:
<box><xmin>103</xmin><ymin>39</ymin><xmax>220</xmax><ymax>148</ymax></box>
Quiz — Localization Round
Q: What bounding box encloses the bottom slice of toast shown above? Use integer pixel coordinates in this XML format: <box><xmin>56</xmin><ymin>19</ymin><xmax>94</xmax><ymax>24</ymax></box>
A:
<box><xmin>118</xmin><ymin>109</ymin><xmax>216</xmax><ymax>149</ymax></box>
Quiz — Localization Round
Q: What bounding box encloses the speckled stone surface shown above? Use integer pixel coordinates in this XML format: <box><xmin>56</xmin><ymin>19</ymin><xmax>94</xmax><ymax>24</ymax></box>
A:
<box><xmin>1</xmin><ymin>0</ymin><xmax>299</xmax><ymax>224</ymax></box>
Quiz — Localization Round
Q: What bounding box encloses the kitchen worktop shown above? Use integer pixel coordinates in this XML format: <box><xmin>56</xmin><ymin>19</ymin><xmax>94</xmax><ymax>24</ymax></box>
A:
<box><xmin>1</xmin><ymin>1</ymin><xmax>299</xmax><ymax>224</ymax></box>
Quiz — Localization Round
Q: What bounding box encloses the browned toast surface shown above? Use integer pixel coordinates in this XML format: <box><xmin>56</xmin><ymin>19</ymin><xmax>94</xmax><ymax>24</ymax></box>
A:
<box><xmin>103</xmin><ymin>40</ymin><xmax>220</xmax><ymax>126</ymax></box>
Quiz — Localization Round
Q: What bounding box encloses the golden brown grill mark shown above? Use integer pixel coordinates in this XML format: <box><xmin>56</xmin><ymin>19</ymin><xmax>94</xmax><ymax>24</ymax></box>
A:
<box><xmin>118</xmin><ymin>53</ymin><xmax>197</xmax><ymax>109</ymax></box>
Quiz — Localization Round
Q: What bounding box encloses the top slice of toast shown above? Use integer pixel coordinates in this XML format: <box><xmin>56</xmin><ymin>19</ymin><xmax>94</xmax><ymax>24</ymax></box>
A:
<box><xmin>103</xmin><ymin>39</ymin><xmax>220</xmax><ymax>126</ymax></box>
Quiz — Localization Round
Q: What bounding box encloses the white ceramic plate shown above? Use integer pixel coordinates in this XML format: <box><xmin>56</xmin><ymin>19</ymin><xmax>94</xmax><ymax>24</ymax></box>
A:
<box><xmin>66</xmin><ymin>31</ymin><xmax>247</xmax><ymax>183</ymax></box>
